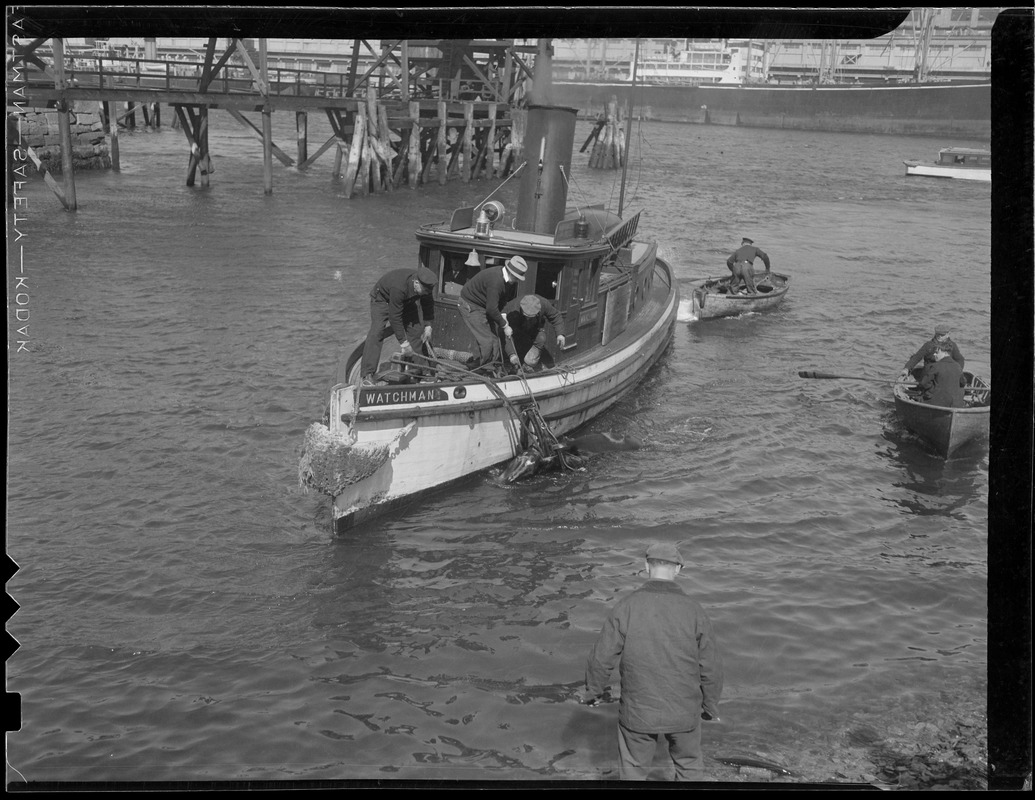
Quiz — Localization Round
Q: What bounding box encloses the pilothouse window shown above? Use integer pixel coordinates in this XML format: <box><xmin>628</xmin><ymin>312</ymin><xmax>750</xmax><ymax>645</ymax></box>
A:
<box><xmin>440</xmin><ymin>250</ymin><xmax>484</xmax><ymax>296</ymax></box>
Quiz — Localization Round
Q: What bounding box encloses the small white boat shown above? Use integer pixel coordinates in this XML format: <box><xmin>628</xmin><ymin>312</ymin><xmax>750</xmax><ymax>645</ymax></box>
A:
<box><xmin>682</xmin><ymin>272</ymin><xmax>790</xmax><ymax>321</ymax></box>
<box><xmin>903</xmin><ymin>146</ymin><xmax>990</xmax><ymax>182</ymax></box>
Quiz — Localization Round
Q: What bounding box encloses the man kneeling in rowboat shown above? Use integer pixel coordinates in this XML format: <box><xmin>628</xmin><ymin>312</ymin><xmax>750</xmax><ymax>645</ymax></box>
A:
<box><xmin>725</xmin><ymin>236</ymin><xmax>771</xmax><ymax>295</ymax></box>
<box><xmin>502</xmin><ymin>294</ymin><xmax>566</xmax><ymax>374</ymax></box>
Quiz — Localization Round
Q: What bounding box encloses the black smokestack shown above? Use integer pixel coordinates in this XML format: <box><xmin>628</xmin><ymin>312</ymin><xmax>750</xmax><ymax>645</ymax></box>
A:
<box><xmin>515</xmin><ymin>104</ymin><xmax>577</xmax><ymax>235</ymax></box>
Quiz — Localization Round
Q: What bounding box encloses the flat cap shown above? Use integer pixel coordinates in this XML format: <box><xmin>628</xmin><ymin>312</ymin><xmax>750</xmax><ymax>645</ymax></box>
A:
<box><xmin>645</xmin><ymin>543</ymin><xmax>684</xmax><ymax>565</ymax></box>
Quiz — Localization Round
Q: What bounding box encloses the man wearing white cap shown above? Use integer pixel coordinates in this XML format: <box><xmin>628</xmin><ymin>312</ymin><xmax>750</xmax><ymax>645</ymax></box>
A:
<box><xmin>584</xmin><ymin>543</ymin><xmax>724</xmax><ymax>781</ymax></box>
<box><xmin>458</xmin><ymin>255</ymin><xmax>527</xmax><ymax>369</ymax></box>
<box><xmin>503</xmin><ymin>293</ymin><xmax>566</xmax><ymax>373</ymax></box>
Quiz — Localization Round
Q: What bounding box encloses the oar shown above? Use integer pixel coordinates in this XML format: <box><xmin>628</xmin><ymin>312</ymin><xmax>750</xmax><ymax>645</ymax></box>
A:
<box><xmin>798</xmin><ymin>370</ymin><xmax>914</xmax><ymax>386</ymax></box>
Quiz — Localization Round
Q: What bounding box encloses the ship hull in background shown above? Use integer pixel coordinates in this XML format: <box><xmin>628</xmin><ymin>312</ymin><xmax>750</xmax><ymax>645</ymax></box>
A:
<box><xmin>552</xmin><ymin>80</ymin><xmax>991</xmax><ymax>139</ymax></box>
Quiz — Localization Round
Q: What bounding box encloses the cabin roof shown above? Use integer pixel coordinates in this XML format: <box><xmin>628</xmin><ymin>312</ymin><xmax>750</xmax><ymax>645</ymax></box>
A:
<box><xmin>417</xmin><ymin>221</ymin><xmax>611</xmax><ymax>256</ymax></box>
<box><xmin>939</xmin><ymin>146</ymin><xmax>991</xmax><ymax>156</ymax></box>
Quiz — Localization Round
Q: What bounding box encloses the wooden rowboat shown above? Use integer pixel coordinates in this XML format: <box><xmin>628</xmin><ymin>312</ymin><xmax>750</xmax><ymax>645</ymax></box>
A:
<box><xmin>685</xmin><ymin>272</ymin><xmax>790</xmax><ymax>321</ymax></box>
<box><xmin>299</xmin><ymin>104</ymin><xmax>678</xmax><ymax>533</ymax></box>
<box><xmin>892</xmin><ymin>372</ymin><xmax>991</xmax><ymax>458</ymax></box>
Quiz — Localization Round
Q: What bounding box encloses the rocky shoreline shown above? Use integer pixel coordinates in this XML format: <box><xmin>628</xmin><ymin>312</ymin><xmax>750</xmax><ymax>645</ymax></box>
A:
<box><xmin>708</xmin><ymin>691</ymin><xmax>988</xmax><ymax>789</ymax></box>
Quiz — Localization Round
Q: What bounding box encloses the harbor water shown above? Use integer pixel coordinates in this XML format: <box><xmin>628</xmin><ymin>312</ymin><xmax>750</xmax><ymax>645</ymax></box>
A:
<box><xmin>7</xmin><ymin>111</ymin><xmax>992</xmax><ymax>785</ymax></box>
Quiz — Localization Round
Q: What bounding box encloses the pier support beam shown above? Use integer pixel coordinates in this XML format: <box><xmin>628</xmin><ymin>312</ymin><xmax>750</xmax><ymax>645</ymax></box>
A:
<box><xmin>174</xmin><ymin>104</ymin><xmax>212</xmax><ymax>187</ymax></box>
<box><xmin>226</xmin><ymin>108</ymin><xmax>294</xmax><ymax>167</ymax></box>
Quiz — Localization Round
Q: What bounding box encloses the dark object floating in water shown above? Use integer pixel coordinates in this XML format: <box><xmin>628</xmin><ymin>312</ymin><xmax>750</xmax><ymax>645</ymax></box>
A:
<box><xmin>499</xmin><ymin>432</ymin><xmax>642</xmax><ymax>484</ymax></box>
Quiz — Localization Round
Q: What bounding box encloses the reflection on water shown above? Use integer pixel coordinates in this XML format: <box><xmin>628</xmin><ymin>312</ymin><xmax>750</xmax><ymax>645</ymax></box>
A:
<box><xmin>876</xmin><ymin>414</ymin><xmax>988</xmax><ymax>519</ymax></box>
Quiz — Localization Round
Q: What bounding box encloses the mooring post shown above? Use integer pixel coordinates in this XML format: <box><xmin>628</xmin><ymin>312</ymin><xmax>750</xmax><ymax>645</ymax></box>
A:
<box><xmin>260</xmin><ymin>39</ymin><xmax>273</xmax><ymax>195</ymax></box>
<box><xmin>262</xmin><ymin>106</ymin><xmax>273</xmax><ymax>194</ymax></box>
<box><xmin>199</xmin><ymin>107</ymin><xmax>210</xmax><ymax>188</ymax></box>
<box><xmin>127</xmin><ymin>101</ymin><xmax>137</xmax><ymax>129</ymax></box>
<box><xmin>106</xmin><ymin>101</ymin><xmax>121</xmax><ymax>171</ymax></box>
<box><xmin>461</xmin><ymin>102</ymin><xmax>473</xmax><ymax>182</ymax></box>
<box><xmin>296</xmin><ymin>110</ymin><xmax>308</xmax><ymax>165</ymax></box>
<box><xmin>485</xmin><ymin>102</ymin><xmax>498</xmax><ymax>178</ymax></box>
<box><xmin>51</xmin><ymin>38</ymin><xmax>77</xmax><ymax>210</ymax></box>
<box><xmin>437</xmin><ymin>101</ymin><xmax>447</xmax><ymax>186</ymax></box>
<box><xmin>407</xmin><ymin>101</ymin><xmax>421</xmax><ymax>187</ymax></box>
<box><xmin>175</xmin><ymin>105</ymin><xmax>200</xmax><ymax>186</ymax></box>
<box><xmin>332</xmin><ymin>136</ymin><xmax>344</xmax><ymax>180</ymax></box>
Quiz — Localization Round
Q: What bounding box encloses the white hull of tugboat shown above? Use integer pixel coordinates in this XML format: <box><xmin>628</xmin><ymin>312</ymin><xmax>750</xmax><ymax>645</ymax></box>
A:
<box><xmin>327</xmin><ymin>259</ymin><xmax>677</xmax><ymax>531</ymax></box>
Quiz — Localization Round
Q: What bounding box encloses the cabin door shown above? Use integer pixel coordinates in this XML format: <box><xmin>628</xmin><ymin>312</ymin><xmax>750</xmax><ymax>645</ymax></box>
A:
<box><xmin>559</xmin><ymin>274</ymin><xmax>582</xmax><ymax>349</ymax></box>
<box><xmin>534</xmin><ymin>260</ymin><xmax>581</xmax><ymax>350</ymax></box>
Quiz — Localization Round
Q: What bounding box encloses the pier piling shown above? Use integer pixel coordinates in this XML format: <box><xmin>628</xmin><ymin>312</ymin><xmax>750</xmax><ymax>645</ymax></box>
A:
<box><xmin>296</xmin><ymin>110</ymin><xmax>308</xmax><ymax>165</ymax></box>
<box><xmin>51</xmin><ymin>38</ymin><xmax>77</xmax><ymax>210</ymax></box>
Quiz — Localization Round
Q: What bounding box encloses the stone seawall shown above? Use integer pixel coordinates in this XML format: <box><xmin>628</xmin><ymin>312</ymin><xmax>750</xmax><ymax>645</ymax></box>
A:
<box><xmin>17</xmin><ymin>106</ymin><xmax>111</xmax><ymax>173</ymax></box>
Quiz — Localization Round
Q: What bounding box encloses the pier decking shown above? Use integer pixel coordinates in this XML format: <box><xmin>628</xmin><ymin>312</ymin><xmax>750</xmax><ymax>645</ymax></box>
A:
<box><xmin>7</xmin><ymin>37</ymin><xmax>538</xmax><ymax>209</ymax></box>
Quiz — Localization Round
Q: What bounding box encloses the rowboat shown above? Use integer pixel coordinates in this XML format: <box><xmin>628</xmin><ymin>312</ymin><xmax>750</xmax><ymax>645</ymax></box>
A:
<box><xmin>682</xmin><ymin>272</ymin><xmax>790</xmax><ymax>321</ymax></box>
<box><xmin>892</xmin><ymin>372</ymin><xmax>991</xmax><ymax>457</ymax></box>
<box><xmin>903</xmin><ymin>146</ymin><xmax>991</xmax><ymax>182</ymax></box>
<box><xmin>299</xmin><ymin>103</ymin><xmax>678</xmax><ymax>533</ymax></box>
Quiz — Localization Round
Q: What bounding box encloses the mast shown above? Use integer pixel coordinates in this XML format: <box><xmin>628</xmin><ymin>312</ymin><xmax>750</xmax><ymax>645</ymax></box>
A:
<box><xmin>914</xmin><ymin>8</ymin><xmax>933</xmax><ymax>83</ymax></box>
<box><xmin>618</xmin><ymin>38</ymin><xmax>638</xmax><ymax>218</ymax></box>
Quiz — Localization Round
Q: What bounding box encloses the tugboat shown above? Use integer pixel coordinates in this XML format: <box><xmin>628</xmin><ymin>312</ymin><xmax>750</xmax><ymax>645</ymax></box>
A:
<box><xmin>299</xmin><ymin>103</ymin><xmax>678</xmax><ymax>533</ymax></box>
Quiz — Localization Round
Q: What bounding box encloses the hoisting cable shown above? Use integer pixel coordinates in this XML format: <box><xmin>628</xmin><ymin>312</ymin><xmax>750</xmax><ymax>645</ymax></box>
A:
<box><xmin>513</xmin><ymin>370</ymin><xmax>581</xmax><ymax>472</ymax></box>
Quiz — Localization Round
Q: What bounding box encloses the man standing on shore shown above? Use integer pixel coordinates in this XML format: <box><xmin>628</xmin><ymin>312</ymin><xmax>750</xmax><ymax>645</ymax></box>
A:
<box><xmin>583</xmin><ymin>543</ymin><xmax>724</xmax><ymax>781</ymax></box>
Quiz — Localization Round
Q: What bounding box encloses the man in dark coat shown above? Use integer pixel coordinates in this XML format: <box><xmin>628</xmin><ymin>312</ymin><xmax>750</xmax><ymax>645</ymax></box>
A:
<box><xmin>503</xmin><ymin>294</ymin><xmax>566</xmax><ymax>372</ymax></box>
<box><xmin>725</xmin><ymin>236</ymin><xmax>771</xmax><ymax>294</ymax></box>
<box><xmin>902</xmin><ymin>324</ymin><xmax>965</xmax><ymax>381</ymax></box>
<box><xmin>458</xmin><ymin>255</ymin><xmax>527</xmax><ymax>368</ymax></box>
<box><xmin>360</xmin><ymin>267</ymin><xmax>437</xmax><ymax>384</ymax></box>
<box><xmin>584</xmin><ymin>543</ymin><xmax>724</xmax><ymax>781</ymax></box>
<box><xmin>917</xmin><ymin>346</ymin><xmax>966</xmax><ymax>407</ymax></box>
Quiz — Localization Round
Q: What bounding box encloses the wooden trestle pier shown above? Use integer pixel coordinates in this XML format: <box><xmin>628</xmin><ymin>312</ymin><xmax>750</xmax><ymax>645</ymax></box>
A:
<box><xmin>7</xmin><ymin>37</ymin><xmax>539</xmax><ymax>210</ymax></box>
